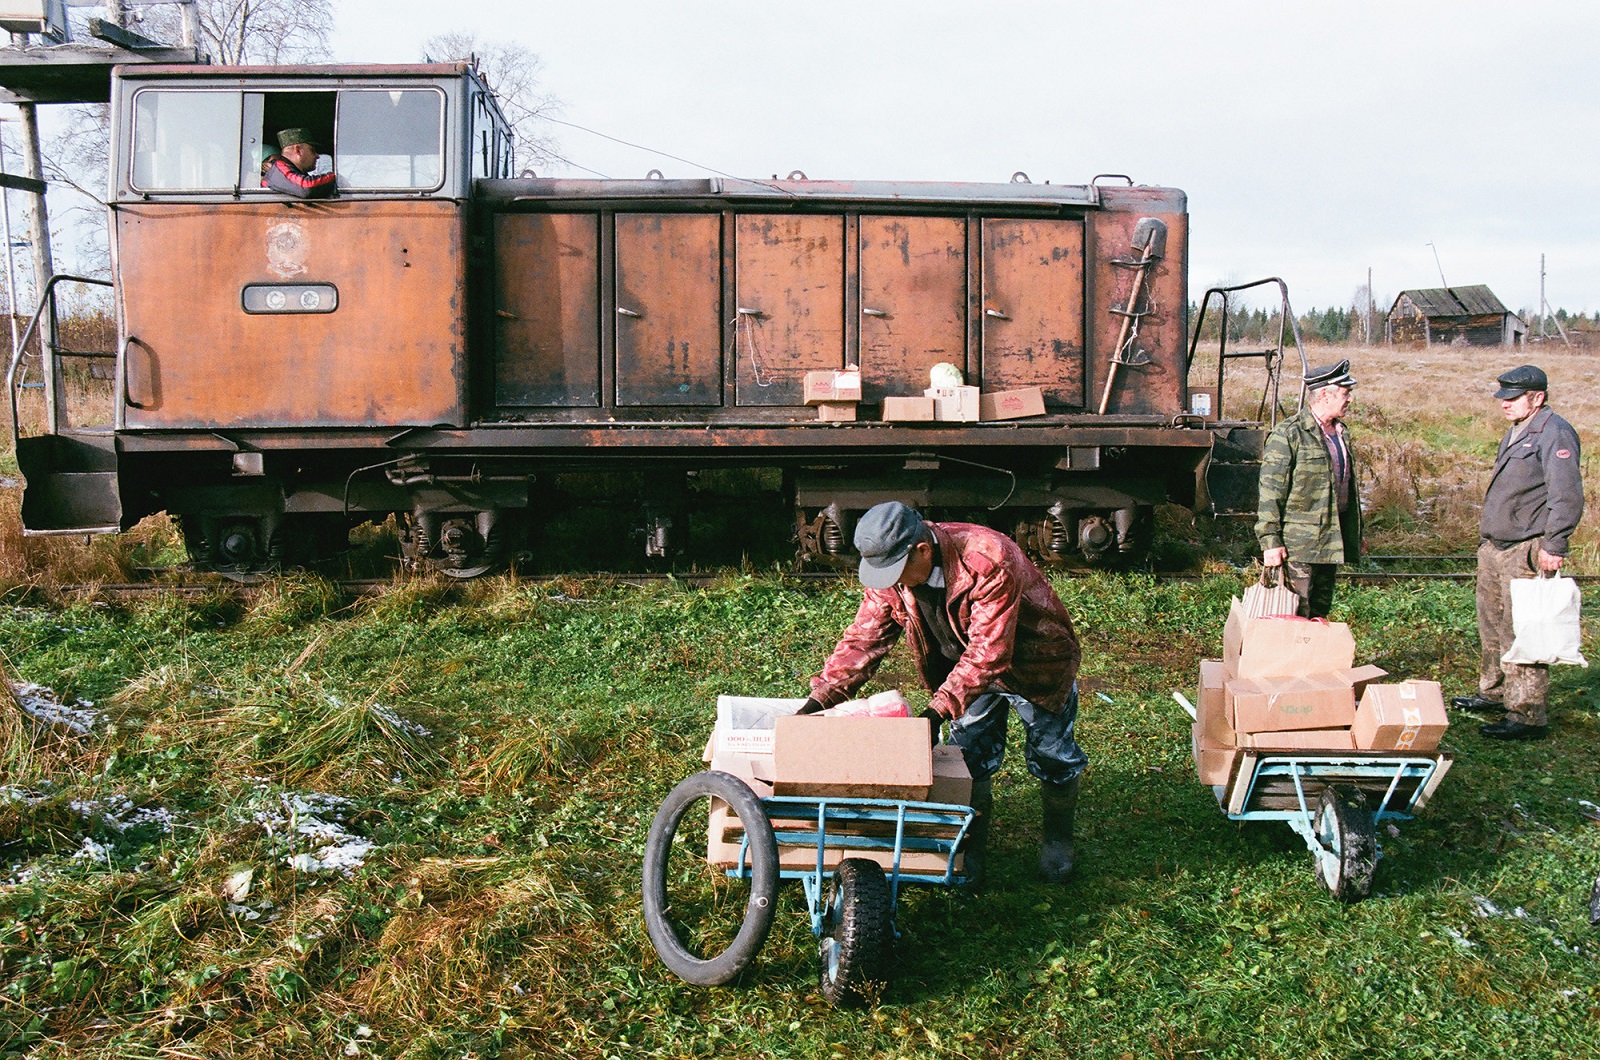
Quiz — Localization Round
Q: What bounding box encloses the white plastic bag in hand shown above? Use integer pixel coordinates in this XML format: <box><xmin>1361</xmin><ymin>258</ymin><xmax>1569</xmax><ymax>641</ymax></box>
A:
<box><xmin>1501</xmin><ymin>574</ymin><xmax>1588</xmax><ymax>667</ymax></box>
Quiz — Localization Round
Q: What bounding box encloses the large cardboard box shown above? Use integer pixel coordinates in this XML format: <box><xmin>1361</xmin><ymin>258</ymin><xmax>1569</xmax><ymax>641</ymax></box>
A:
<box><xmin>803</xmin><ymin>369</ymin><xmax>862</xmax><ymax>404</ymax></box>
<box><xmin>1226</xmin><ymin>665</ymin><xmax>1387</xmax><ymax>733</ymax></box>
<box><xmin>772</xmin><ymin>715</ymin><xmax>934</xmax><ymax>799</ymax></box>
<box><xmin>1223</xmin><ymin>601</ymin><xmax>1356</xmax><ymax>679</ymax></box>
<box><xmin>1191</xmin><ymin>724</ymin><xmax>1243</xmax><ymax>789</ymax></box>
<box><xmin>1352</xmin><ymin>681</ymin><xmax>1449</xmax><ymax>751</ymax></box>
<box><xmin>712</xmin><ymin>695</ymin><xmax>807</xmax><ymax>755</ymax></box>
<box><xmin>979</xmin><ymin>386</ymin><xmax>1046</xmax><ymax>421</ymax></box>
<box><xmin>928</xmin><ymin>745</ymin><xmax>973</xmax><ymax>806</ymax></box>
<box><xmin>925</xmin><ymin>385</ymin><xmax>980</xmax><ymax>422</ymax></box>
<box><xmin>881</xmin><ymin>395</ymin><xmax>936</xmax><ymax>422</ymax></box>
<box><xmin>1236</xmin><ymin>728</ymin><xmax>1357</xmax><ymax>750</ymax></box>
<box><xmin>815</xmin><ymin>401</ymin><xmax>857</xmax><ymax>422</ymax></box>
<box><xmin>1197</xmin><ymin>659</ymin><xmax>1232</xmax><ymax>747</ymax></box>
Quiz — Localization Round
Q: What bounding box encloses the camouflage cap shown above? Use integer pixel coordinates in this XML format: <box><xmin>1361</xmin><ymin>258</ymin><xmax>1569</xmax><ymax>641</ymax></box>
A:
<box><xmin>1304</xmin><ymin>359</ymin><xmax>1357</xmax><ymax>391</ymax></box>
<box><xmin>275</xmin><ymin>127</ymin><xmax>319</xmax><ymax>151</ymax></box>
<box><xmin>1494</xmin><ymin>364</ymin><xmax>1547</xmax><ymax>399</ymax></box>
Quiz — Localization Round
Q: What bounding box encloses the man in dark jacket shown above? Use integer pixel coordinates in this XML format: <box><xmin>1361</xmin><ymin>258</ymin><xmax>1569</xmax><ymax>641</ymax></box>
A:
<box><xmin>801</xmin><ymin>501</ymin><xmax>1087</xmax><ymax>884</ymax></box>
<box><xmin>1452</xmin><ymin>365</ymin><xmax>1585</xmax><ymax>740</ymax></box>
<box><xmin>261</xmin><ymin>128</ymin><xmax>336</xmax><ymax>198</ymax></box>
<box><xmin>1255</xmin><ymin>359</ymin><xmax>1361</xmax><ymax>618</ymax></box>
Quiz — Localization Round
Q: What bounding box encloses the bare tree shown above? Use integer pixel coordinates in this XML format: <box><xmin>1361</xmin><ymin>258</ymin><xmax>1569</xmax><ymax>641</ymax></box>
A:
<box><xmin>136</xmin><ymin>0</ymin><xmax>333</xmax><ymax>64</ymax></box>
<box><xmin>422</xmin><ymin>33</ymin><xmax>561</xmax><ymax>175</ymax></box>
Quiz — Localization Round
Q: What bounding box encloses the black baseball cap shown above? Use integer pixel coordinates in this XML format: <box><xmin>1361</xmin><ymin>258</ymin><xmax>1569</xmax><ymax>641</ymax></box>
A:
<box><xmin>855</xmin><ymin>501</ymin><xmax>925</xmax><ymax>589</ymax></box>
<box><xmin>1494</xmin><ymin>364</ymin><xmax>1548</xmax><ymax>399</ymax></box>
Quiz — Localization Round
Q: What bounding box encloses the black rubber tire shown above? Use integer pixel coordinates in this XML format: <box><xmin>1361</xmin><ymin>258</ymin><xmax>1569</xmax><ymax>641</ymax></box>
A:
<box><xmin>818</xmin><ymin>858</ymin><xmax>891</xmax><ymax>1007</ymax></box>
<box><xmin>1312</xmin><ymin>785</ymin><xmax>1378</xmax><ymax>902</ymax></box>
<box><xmin>642</xmin><ymin>771</ymin><xmax>779</xmax><ymax>986</ymax></box>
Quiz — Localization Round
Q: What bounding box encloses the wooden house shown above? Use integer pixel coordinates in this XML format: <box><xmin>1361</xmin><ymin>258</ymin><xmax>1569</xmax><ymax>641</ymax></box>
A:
<box><xmin>1387</xmin><ymin>286</ymin><xmax>1526</xmax><ymax>347</ymax></box>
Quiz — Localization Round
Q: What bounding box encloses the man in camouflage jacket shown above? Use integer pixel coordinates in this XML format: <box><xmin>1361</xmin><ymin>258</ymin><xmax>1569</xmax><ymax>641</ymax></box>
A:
<box><xmin>1255</xmin><ymin>360</ymin><xmax>1361</xmax><ymax>618</ymax></box>
<box><xmin>799</xmin><ymin>502</ymin><xmax>1086</xmax><ymax>884</ymax></box>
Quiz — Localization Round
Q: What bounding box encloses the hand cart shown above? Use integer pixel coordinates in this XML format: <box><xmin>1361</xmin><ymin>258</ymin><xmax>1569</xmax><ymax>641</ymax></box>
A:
<box><xmin>642</xmin><ymin>770</ymin><xmax>975</xmax><ymax>1006</ymax></box>
<box><xmin>1218</xmin><ymin>749</ymin><xmax>1453</xmax><ymax>901</ymax></box>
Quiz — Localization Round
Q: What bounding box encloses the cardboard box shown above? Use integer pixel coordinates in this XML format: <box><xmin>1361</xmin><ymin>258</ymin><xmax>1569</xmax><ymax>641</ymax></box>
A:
<box><xmin>1191</xmin><ymin>724</ymin><xmax>1243</xmax><ymax>789</ymax></box>
<box><xmin>979</xmin><ymin>386</ymin><xmax>1046</xmax><ymax>421</ymax></box>
<box><xmin>1188</xmin><ymin>386</ymin><xmax>1219</xmax><ymax>420</ymax></box>
<box><xmin>706</xmin><ymin>748</ymin><xmax>775</xmax><ymax>798</ymax></box>
<box><xmin>1236</xmin><ymin>728</ymin><xmax>1356</xmax><ymax>750</ymax></box>
<box><xmin>706</xmin><ymin>802</ymin><xmax>961</xmax><ymax>873</ymax></box>
<box><xmin>1226</xmin><ymin>666</ymin><xmax>1384</xmax><ymax>733</ymax></box>
<box><xmin>816</xmin><ymin>401</ymin><xmax>857</xmax><ymax>422</ymax></box>
<box><xmin>881</xmin><ymin>395</ymin><xmax>936</xmax><ymax>422</ymax></box>
<box><xmin>1197</xmin><ymin>659</ymin><xmax>1232</xmax><ymax>747</ymax></box>
<box><xmin>928</xmin><ymin>745</ymin><xmax>973</xmax><ymax>806</ymax></box>
<box><xmin>1352</xmin><ymin>681</ymin><xmax>1449</xmax><ymax>751</ymax></box>
<box><xmin>712</xmin><ymin>695</ymin><xmax>808</xmax><ymax>755</ymax></box>
<box><xmin>1223</xmin><ymin>601</ymin><xmax>1356</xmax><ymax>679</ymax></box>
<box><xmin>772</xmin><ymin>715</ymin><xmax>934</xmax><ymax>799</ymax></box>
<box><xmin>925</xmin><ymin>385</ymin><xmax>980</xmax><ymax>422</ymax></box>
<box><xmin>803</xmin><ymin>369</ymin><xmax>862</xmax><ymax>404</ymax></box>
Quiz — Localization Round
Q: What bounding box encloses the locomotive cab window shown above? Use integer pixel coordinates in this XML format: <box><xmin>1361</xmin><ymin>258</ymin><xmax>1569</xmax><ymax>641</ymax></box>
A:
<box><xmin>128</xmin><ymin>85</ymin><xmax>447</xmax><ymax>195</ymax></box>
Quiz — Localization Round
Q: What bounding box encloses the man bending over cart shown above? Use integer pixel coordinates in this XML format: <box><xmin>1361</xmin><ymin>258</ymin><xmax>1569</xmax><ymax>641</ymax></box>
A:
<box><xmin>799</xmin><ymin>501</ymin><xmax>1087</xmax><ymax>884</ymax></box>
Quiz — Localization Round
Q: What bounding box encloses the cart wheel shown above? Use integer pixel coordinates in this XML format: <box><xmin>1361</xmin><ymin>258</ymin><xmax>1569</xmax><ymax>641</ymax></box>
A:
<box><xmin>642</xmin><ymin>771</ymin><xmax>779</xmax><ymax>986</ymax></box>
<box><xmin>1312</xmin><ymin>785</ymin><xmax>1378</xmax><ymax>902</ymax></box>
<box><xmin>818</xmin><ymin>858</ymin><xmax>891</xmax><ymax>1007</ymax></box>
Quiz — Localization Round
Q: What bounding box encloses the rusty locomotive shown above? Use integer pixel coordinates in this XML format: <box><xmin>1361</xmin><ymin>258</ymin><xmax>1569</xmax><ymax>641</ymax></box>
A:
<box><xmin>8</xmin><ymin>62</ymin><xmax>1264</xmax><ymax>576</ymax></box>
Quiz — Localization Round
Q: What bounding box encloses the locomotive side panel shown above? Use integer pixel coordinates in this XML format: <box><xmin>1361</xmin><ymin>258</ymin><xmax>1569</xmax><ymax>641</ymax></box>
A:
<box><xmin>493</xmin><ymin>213</ymin><xmax>601</xmax><ymax>407</ymax></box>
<box><xmin>732</xmin><ymin>214</ymin><xmax>847</xmax><ymax>406</ymax></box>
<box><xmin>979</xmin><ymin>218</ymin><xmax>1086</xmax><ymax>405</ymax></box>
<box><xmin>117</xmin><ymin>201</ymin><xmax>467</xmax><ymax>429</ymax></box>
<box><xmin>1085</xmin><ymin>198</ymin><xmax>1188</xmax><ymax>416</ymax></box>
<box><xmin>613</xmin><ymin>213</ymin><xmax>723</xmax><ymax>406</ymax></box>
<box><xmin>857</xmin><ymin>216</ymin><xmax>968</xmax><ymax>402</ymax></box>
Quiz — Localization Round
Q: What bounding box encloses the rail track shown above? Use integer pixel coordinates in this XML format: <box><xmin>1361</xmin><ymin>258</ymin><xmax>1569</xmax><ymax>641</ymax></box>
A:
<box><xmin>26</xmin><ymin>555</ymin><xmax>1595</xmax><ymax>600</ymax></box>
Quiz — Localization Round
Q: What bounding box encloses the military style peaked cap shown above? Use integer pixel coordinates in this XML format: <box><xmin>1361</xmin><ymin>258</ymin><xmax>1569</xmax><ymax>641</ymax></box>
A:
<box><xmin>1304</xmin><ymin>359</ymin><xmax>1357</xmax><ymax>391</ymax></box>
<box><xmin>276</xmin><ymin>128</ymin><xmax>319</xmax><ymax>151</ymax></box>
<box><xmin>1494</xmin><ymin>364</ymin><xmax>1548</xmax><ymax>399</ymax></box>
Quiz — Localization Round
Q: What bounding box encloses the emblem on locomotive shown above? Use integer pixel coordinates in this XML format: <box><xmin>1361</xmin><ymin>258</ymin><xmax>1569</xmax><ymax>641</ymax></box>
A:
<box><xmin>265</xmin><ymin>220</ymin><xmax>309</xmax><ymax>278</ymax></box>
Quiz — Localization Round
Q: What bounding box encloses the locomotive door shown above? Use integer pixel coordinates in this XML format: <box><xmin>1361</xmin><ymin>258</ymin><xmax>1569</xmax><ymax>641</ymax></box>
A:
<box><xmin>492</xmin><ymin>213</ymin><xmax>601</xmax><ymax>407</ymax></box>
<box><xmin>858</xmin><ymin>216</ymin><xmax>967</xmax><ymax>403</ymax></box>
<box><xmin>731</xmin><ymin>214</ymin><xmax>846</xmax><ymax>407</ymax></box>
<box><xmin>980</xmin><ymin>218</ymin><xmax>1086</xmax><ymax>408</ymax></box>
<box><xmin>613</xmin><ymin>214</ymin><xmax>722</xmax><ymax>407</ymax></box>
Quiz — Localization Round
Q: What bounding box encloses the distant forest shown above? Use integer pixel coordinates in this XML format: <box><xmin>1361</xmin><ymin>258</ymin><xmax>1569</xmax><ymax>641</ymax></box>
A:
<box><xmin>1188</xmin><ymin>301</ymin><xmax>1600</xmax><ymax>346</ymax></box>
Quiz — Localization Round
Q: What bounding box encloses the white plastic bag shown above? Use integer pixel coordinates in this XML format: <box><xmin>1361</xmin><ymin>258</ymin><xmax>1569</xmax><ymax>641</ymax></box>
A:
<box><xmin>1501</xmin><ymin>574</ymin><xmax>1588</xmax><ymax>667</ymax></box>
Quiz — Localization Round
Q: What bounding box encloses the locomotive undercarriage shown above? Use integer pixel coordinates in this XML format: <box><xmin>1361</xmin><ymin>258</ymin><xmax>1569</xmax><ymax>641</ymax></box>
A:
<box><xmin>136</xmin><ymin>443</ymin><xmax>1190</xmax><ymax>577</ymax></box>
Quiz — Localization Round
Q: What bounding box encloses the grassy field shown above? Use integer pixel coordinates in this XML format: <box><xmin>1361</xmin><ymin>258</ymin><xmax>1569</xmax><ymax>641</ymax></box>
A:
<box><xmin>2</xmin><ymin>343</ymin><xmax>1599</xmax><ymax>1058</ymax></box>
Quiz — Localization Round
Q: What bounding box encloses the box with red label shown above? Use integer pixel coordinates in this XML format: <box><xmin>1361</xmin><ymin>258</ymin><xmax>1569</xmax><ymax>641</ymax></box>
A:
<box><xmin>979</xmin><ymin>386</ymin><xmax>1046</xmax><ymax>421</ymax></box>
<box><xmin>803</xmin><ymin>369</ymin><xmax>863</xmax><ymax>404</ymax></box>
<box><xmin>1352</xmin><ymin>681</ymin><xmax>1449</xmax><ymax>751</ymax></box>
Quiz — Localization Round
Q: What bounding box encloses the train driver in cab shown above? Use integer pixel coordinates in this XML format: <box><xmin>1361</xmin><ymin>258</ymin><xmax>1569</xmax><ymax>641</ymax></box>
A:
<box><xmin>261</xmin><ymin>127</ymin><xmax>337</xmax><ymax>199</ymax></box>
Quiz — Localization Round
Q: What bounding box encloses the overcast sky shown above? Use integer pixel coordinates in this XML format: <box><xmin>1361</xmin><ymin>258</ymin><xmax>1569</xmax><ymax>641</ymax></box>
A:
<box><xmin>326</xmin><ymin>0</ymin><xmax>1597</xmax><ymax>316</ymax></box>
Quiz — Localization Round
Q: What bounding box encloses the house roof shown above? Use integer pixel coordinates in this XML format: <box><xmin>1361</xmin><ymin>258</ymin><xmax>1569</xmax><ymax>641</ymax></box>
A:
<box><xmin>1391</xmin><ymin>285</ymin><xmax>1510</xmax><ymax>318</ymax></box>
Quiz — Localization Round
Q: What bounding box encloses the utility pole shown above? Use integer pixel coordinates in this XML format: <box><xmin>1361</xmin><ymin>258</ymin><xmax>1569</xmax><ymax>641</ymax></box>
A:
<box><xmin>1426</xmin><ymin>242</ymin><xmax>1448</xmax><ymax>289</ymax></box>
<box><xmin>1364</xmin><ymin>266</ymin><xmax>1373</xmax><ymax>345</ymax></box>
<box><xmin>1538</xmin><ymin>254</ymin><xmax>1572</xmax><ymax>348</ymax></box>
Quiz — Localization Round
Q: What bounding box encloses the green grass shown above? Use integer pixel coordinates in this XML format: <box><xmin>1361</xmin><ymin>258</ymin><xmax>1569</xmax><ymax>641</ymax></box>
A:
<box><xmin>2</xmin><ymin>573</ymin><xmax>1598</xmax><ymax>1059</ymax></box>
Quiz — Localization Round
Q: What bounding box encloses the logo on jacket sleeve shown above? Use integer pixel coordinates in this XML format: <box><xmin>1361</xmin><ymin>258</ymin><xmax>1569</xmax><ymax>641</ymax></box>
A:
<box><xmin>1556</xmin><ymin>448</ymin><xmax>1572</xmax><ymax>459</ymax></box>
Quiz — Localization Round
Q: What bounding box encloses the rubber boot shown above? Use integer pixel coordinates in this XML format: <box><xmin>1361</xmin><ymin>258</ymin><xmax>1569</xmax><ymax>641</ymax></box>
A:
<box><xmin>959</xmin><ymin>777</ymin><xmax>992</xmax><ymax>890</ymax></box>
<box><xmin>1038</xmin><ymin>776</ymin><xmax>1080</xmax><ymax>884</ymax></box>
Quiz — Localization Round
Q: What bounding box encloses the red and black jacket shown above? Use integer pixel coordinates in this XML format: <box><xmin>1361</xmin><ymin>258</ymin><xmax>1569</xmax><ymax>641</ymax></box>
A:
<box><xmin>261</xmin><ymin>156</ymin><xmax>336</xmax><ymax>199</ymax></box>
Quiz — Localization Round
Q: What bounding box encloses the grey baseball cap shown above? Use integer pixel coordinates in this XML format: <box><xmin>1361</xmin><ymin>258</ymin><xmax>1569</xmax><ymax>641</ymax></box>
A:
<box><xmin>855</xmin><ymin>501</ymin><xmax>925</xmax><ymax>589</ymax></box>
<box><xmin>1494</xmin><ymin>364</ymin><xmax>1548</xmax><ymax>399</ymax></box>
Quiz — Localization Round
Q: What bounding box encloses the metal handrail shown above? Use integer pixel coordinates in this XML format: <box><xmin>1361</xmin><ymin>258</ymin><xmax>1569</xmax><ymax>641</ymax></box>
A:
<box><xmin>1185</xmin><ymin>276</ymin><xmax>1309</xmax><ymax>428</ymax></box>
<box><xmin>7</xmin><ymin>273</ymin><xmax>113</xmax><ymax>451</ymax></box>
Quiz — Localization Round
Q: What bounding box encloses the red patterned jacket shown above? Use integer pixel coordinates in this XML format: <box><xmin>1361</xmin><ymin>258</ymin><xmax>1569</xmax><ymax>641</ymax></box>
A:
<box><xmin>809</xmin><ymin>522</ymin><xmax>1081</xmax><ymax>719</ymax></box>
<box><xmin>261</xmin><ymin>156</ymin><xmax>337</xmax><ymax>198</ymax></box>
